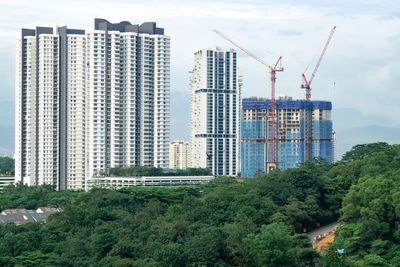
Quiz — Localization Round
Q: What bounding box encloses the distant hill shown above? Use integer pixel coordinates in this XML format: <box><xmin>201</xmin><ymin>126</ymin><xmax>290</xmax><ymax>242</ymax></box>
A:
<box><xmin>335</xmin><ymin>125</ymin><xmax>400</xmax><ymax>159</ymax></box>
<box><xmin>332</xmin><ymin>107</ymin><xmax>397</xmax><ymax>132</ymax></box>
<box><xmin>332</xmin><ymin>107</ymin><xmax>400</xmax><ymax>159</ymax></box>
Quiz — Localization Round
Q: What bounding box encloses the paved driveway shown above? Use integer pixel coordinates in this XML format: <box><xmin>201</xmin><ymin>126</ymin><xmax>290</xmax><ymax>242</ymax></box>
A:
<box><xmin>308</xmin><ymin>222</ymin><xmax>341</xmax><ymax>241</ymax></box>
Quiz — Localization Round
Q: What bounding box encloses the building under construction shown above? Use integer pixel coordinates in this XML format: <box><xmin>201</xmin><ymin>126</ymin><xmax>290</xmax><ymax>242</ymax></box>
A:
<box><xmin>241</xmin><ymin>96</ymin><xmax>334</xmax><ymax>177</ymax></box>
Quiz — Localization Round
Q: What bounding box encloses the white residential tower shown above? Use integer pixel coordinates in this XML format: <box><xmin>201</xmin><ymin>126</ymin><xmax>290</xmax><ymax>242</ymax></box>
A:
<box><xmin>85</xmin><ymin>19</ymin><xmax>171</xmax><ymax>178</ymax></box>
<box><xmin>15</xmin><ymin>19</ymin><xmax>171</xmax><ymax>190</ymax></box>
<box><xmin>15</xmin><ymin>26</ymin><xmax>86</xmax><ymax>190</ymax></box>
<box><xmin>190</xmin><ymin>48</ymin><xmax>240</xmax><ymax>176</ymax></box>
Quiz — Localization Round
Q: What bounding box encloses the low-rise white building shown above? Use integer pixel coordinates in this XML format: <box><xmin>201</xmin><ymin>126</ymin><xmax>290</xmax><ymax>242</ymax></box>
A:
<box><xmin>85</xmin><ymin>175</ymin><xmax>214</xmax><ymax>190</ymax></box>
<box><xmin>0</xmin><ymin>176</ymin><xmax>15</xmax><ymax>190</ymax></box>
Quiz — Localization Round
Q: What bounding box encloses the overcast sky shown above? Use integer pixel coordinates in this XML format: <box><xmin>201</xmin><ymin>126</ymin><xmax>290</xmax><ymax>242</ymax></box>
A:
<box><xmin>1</xmin><ymin>0</ymin><xmax>399</xmax><ymax>133</ymax></box>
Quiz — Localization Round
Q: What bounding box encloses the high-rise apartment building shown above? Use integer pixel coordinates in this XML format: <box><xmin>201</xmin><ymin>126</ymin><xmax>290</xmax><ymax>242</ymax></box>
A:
<box><xmin>85</xmin><ymin>19</ymin><xmax>170</xmax><ymax>178</ymax></box>
<box><xmin>15</xmin><ymin>26</ymin><xmax>86</xmax><ymax>190</ymax></box>
<box><xmin>15</xmin><ymin>18</ymin><xmax>170</xmax><ymax>190</ymax></box>
<box><xmin>241</xmin><ymin>96</ymin><xmax>334</xmax><ymax>177</ymax></box>
<box><xmin>190</xmin><ymin>48</ymin><xmax>240</xmax><ymax>176</ymax></box>
<box><xmin>169</xmin><ymin>140</ymin><xmax>192</xmax><ymax>169</ymax></box>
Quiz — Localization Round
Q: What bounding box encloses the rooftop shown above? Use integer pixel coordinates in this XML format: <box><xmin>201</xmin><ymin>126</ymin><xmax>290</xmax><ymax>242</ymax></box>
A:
<box><xmin>0</xmin><ymin>207</ymin><xmax>61</xmax><ymax>225</ymax></box>
<box><xmin>94</xmin><ymin>18</ymin><xmax>164</xmax><ymax>35</ymax></box>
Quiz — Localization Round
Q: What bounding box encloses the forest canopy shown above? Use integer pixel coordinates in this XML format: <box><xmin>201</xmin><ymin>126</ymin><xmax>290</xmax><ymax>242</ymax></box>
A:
<box><xmin>0</xmin><ymin>143</ymin><xmax>398</xmax><ymax>266</ymax></box>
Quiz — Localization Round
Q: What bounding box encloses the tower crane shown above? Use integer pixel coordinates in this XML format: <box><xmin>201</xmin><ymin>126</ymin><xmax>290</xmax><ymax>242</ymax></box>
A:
<box><xmin>301</xmin><ymin>26</ymin><xmax>336</xmax><ymax>101</ymax></box>
<box><xmin>213</xmin><ymin>29</ymin><xmax>283</xmax><ymax>172</ymax></box>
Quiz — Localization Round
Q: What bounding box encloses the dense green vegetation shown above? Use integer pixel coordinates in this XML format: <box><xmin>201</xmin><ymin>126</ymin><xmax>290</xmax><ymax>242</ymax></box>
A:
<box><xmin>109</xmin><ymin>166</ymin><xmax>212</xmax><ymax>177</ymax></box>
<box><xmin>0</xmin><ymin>156</ymin><xmax>14</xmax><ymax>176</ymax></box>
<box><xmin>323</xmin><ymin>143</ymin><xmax>400</xmax><ymax>266</ymax></box>
<box><xmin>0</xmin><ymin>142</ymin><xmax>398</xmax><ymax>266</ymax></box>
<box><xmin>341</xmin><ymin>142</ymin><xmax>391</xmax><ymax>163</ymax></box>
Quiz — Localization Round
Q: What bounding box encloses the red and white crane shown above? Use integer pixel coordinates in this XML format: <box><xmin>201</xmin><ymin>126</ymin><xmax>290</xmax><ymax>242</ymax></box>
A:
<box><xmin>301</xmin><ymin>26</ymin><xmax>336</xmax><ymax>101</ymax></box>
<box><xmin>213</xmin><ymin>29</ymin><xmax>283</xmax><ymax>172</ymax></box>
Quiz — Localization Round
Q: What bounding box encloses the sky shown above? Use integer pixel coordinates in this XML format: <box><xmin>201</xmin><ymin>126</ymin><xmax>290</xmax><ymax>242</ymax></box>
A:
<box><xmin>1</xmin><ymin>0</ymin><xmax>400</xmax><ymax>141</ymax></box>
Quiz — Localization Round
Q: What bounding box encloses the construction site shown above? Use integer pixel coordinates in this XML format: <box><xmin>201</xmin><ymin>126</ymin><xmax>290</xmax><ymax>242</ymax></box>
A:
<box><xmin>214</xmin><ymin>26</ymin><xmax>336</xmax><ymax>176</ymax></box>
<box><xmin>241</xmin><ymin>97</ymin><xmax>333</xmax><ymax>177</ymax></box>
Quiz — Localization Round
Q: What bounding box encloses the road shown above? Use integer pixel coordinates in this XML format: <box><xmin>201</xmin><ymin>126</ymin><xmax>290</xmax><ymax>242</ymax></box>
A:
<box><xmin>308</xmin><ymin>222</ymin><xmax>341</xmax><ymax>241</ymax></box>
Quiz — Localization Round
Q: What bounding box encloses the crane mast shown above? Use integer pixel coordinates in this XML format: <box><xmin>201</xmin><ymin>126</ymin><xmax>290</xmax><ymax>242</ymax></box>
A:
<box><xmin>301</xmin><ymin>26</ymin><xmax>336</xmax><ymax>101</ymax></box>
<box><xmin>213</xmin><ymin>29</ymin><xmax>283</xmax><ymax>172</ymax></box>
<box><xmin>267</xmin><ymin>56</ymin><xmax>283</xmax><ymax>171</ymax></box>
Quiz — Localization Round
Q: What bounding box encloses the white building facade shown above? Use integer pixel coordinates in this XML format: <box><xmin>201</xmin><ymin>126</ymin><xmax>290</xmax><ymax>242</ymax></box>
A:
<box><xmin>15</xmin><ymin>26</ymin><xmax>86</xmax><ymax>190</ymax></box>
<box><xmin>169</xmin><ymin>140</ymin><xmax>192</xmax><ymax>169</ymax></box>
<box><xmin>190</xmin><ymin>48</ymin><xmax>240</xmax><ymax>176</ymax></box>
<box><xmin>86</xmin><ymin>175</ymin><xmax>213</xmax><ymax>190</ymax></box>
<box><xmin>15</xmin><ymin>19</ymin><xmax>170</xmax><ymax>190</ymax></box>
<box><xmin>85</xmin><ymin>19</ymin><xmax>170</xmax><ymax>178</ymax></box>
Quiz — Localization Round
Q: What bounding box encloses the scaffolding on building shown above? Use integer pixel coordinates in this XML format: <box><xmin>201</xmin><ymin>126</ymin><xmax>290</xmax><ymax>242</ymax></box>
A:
<box><xmin>240</xmin><ymin>98</ymin><xmax>333</xmax><ymax>178</ymax></box>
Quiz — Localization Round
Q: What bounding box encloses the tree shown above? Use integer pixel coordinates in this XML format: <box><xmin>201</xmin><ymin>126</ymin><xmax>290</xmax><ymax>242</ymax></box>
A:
<box><xmin>0</xmin><ymin>156</ymin><xmax>14</xmax><ymax>175</ymax></box>
<box><xmin>245</xmin><ymin>223</ymin><xmax>297</xmax><ymax>267</ymax></box>
<box><xmin>156</xmin><ymin>243</ymin><xmax>187</xmax><ymax>267</ymax></box>
<box><xmin>1</xmin><ymin>144</ymin><xmax>399</xmax><ymax>265</ymax></box>
<box><xmin>361</xmin><ymin>254</ymin><xmax>391</xmax><ymax>267</ymax></box>
<box><xmin>324</xmin><ymin>145</ymin><xmax>400</xmax><ymax>265</ymax></box>
<box><xmin>341</xmin><ymin>142</ymin><xmax>390</xmax><ymax>163</ymax></box>
<box><xmin>185</xmin><ymin>227</ymin><xmax>225</xmax><ymax>266</ymax></box>
<box><xmin>323</xmin><ymin>247</ymin><xmax>349</xmax><ymax>267</ymax></box>
<box><xmin>13</xmin><ymin>251</ymin><xmax>59</xmax><ymax>266</ymax></box>
<box><xmin>341</xmin><ymin>175</ymin><xmax>394</xmax><ymax>242</ymax></box>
